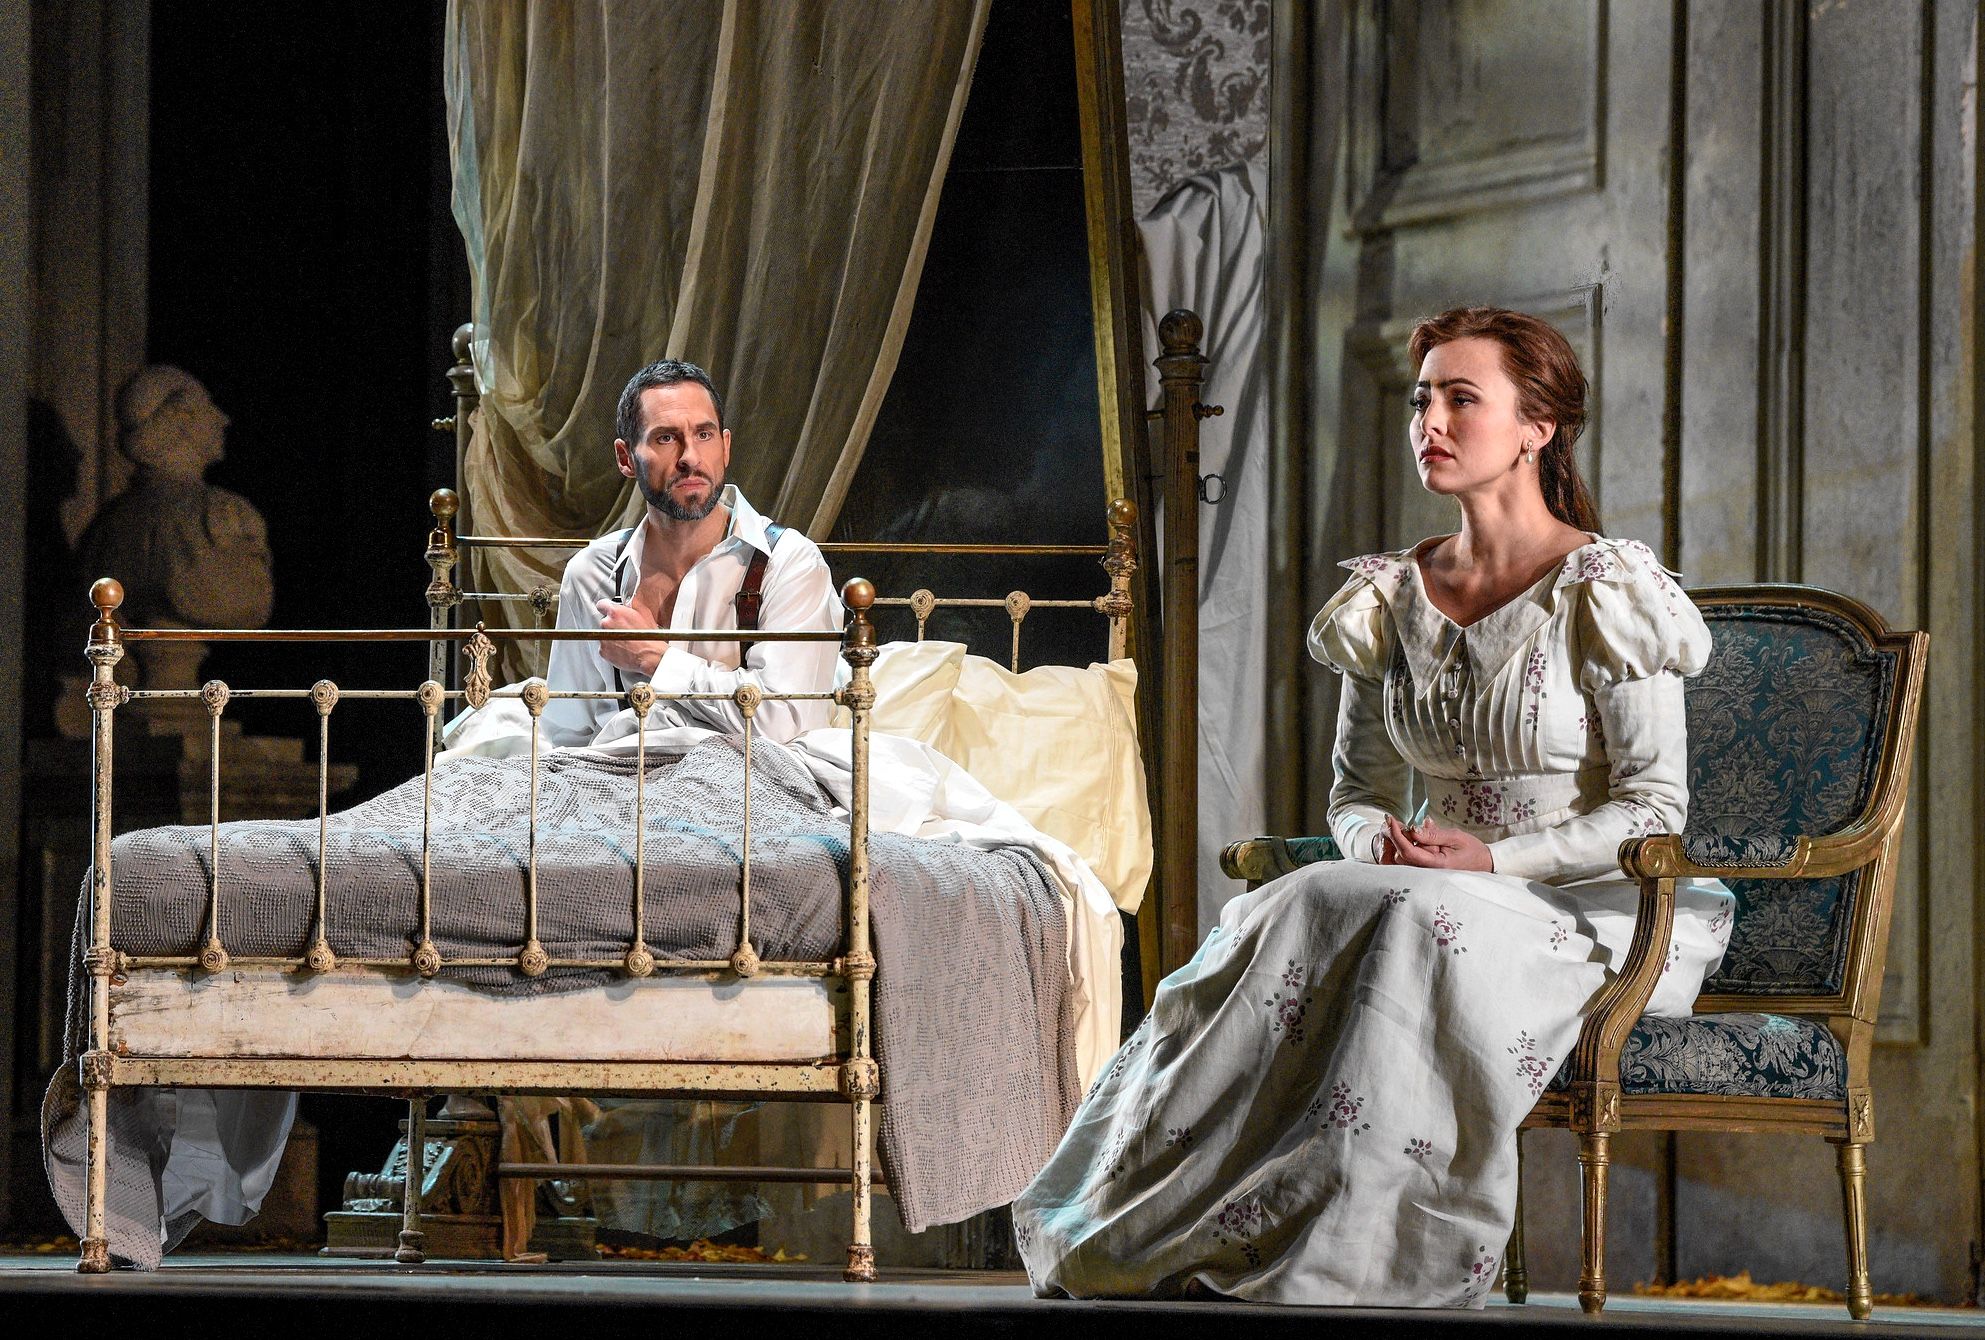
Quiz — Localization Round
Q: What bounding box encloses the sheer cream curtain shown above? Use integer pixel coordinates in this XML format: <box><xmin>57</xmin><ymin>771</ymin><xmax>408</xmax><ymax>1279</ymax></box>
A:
<box><xmin>445</xmin><ymin>0</ymin><xmax>989</xmax><ymax>629</ymax></box>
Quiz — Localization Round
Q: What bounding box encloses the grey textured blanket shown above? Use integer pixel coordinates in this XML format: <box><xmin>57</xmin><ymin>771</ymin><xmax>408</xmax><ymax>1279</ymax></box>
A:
<box><xmin>46</xmin><ymin>738</ymin><xmax>1077</xmax><ymax>1264</ymax></box>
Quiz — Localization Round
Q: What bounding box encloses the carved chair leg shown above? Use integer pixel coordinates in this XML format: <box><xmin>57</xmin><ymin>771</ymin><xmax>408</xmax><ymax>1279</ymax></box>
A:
<box><xmin>1504</xmin><ymin>1130</ymin><xmax>1529</xmax><ymax>1304</ymax></box>
<box><xmin>1577</xmin><ymin>1131</ymin><xmax>1611</xmax><ymax>1314</ymax></box>
<box><xmin>844</xmin><ymin>1094</ymin><xmax>877</xmax><ymax>1283</ymax></box>
<box><xmin>396</xmin><ymin>1095</ymin><xmax>429</xmax><ymax>1265</ymax></box>
<box><xmin>1833</xmin><ymin>1138</ymin><xmax>1873</xmax><ymax>1321</ymax></box>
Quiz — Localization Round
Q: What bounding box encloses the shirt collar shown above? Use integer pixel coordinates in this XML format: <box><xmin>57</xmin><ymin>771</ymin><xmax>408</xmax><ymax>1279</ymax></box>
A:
<box><xmin>608</xmin><ymin>484</ymin><xmax>774</xmax><ymax>589</ymax></box>
<box><xmin>720</xmin><ymin>484</ymin><xmax>777</xmax><ymax>557</ymax></box>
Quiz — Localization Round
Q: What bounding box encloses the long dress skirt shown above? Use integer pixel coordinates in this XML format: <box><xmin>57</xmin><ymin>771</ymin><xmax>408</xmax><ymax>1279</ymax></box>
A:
<box><xmin>1013</xmin><ymin>860</ymin><xmax>1630</xmax><ymax>1306</ymax></box>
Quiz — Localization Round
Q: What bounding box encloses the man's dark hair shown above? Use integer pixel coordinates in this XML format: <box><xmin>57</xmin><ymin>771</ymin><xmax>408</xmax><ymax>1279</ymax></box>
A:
<box><xmin>616</xmin><ymin>359</ymin><xmax>725</xmax><ymax>446</ymax></box>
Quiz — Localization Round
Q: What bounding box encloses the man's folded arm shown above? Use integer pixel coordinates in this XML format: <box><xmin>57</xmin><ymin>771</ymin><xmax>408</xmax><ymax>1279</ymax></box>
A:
<box><xmin>653</xmin><ymin>543</ymin><xmax>844</xmax><ymax>742</ymax></box>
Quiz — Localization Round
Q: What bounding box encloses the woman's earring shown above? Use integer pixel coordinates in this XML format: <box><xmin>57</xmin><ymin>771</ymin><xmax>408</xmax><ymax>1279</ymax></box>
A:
<box><xmin>1524</xmin><ymin>444</ymin><xmax>1538</xmax><ymax>464</ymax></box>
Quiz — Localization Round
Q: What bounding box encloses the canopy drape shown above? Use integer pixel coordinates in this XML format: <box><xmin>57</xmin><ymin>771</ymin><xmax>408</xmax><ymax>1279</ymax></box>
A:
<box><xmin>445</xmin><ymin>0</ymin><xmax>989</xmax><ymax>630</ymax></box>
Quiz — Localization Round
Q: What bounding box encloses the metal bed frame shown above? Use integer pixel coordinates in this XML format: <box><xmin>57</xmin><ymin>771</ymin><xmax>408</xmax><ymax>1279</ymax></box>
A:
<box><xmin>71</xmin><ymin>517</ymin><xmax>1142</xmax><ymax>1283</ymax></box>
<box><xmin>72</xmin><ymin>578</ymin><xmax>893</xmax><ymax>1277</ymax></box>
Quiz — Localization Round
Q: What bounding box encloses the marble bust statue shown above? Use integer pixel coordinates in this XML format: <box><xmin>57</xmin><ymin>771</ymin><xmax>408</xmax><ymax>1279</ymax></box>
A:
<box><xmin>76</xmin><ymin>365</ymin><xmax>274</xmax><ymax>692</ymax></box>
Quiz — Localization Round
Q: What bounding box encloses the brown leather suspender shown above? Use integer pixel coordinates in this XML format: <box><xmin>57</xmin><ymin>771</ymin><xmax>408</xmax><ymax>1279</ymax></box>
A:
<box><xmin>731</xmin><ymin>522</ymin><xmax>786</xmax><ymax>649</ymax></box>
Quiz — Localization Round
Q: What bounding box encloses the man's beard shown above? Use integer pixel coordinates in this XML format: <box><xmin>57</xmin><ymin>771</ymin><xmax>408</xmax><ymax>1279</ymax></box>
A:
<box><xmin>639</xmin><ymin>469</ymin><xmax>724</xmax><ymax>521</ymax></box>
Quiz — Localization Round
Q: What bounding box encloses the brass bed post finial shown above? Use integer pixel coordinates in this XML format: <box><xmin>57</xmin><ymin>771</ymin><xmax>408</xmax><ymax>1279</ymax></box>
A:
<box><xmin>1100</xmin><ymin>497</ymin><xmax>1138</xmax><ymax>661</ymax></box>
<box><xmin>443</xmin><ymin>321</ymin><xmax>479</xmax><ymax>518</ymax></box>
<box><xmin>88</xmin><ymin>577</ymin><xmax>125</xmax><ymax>658</ymax></box>
<box><xmin>81</xmin><ymin>579</ymin><xmax>126</xmax><ymax>1274</ymax></box>
<box><xmin>837</xmin><ymin>577</ymin><xmax>880</xmax><ymax>1284</ymax></box>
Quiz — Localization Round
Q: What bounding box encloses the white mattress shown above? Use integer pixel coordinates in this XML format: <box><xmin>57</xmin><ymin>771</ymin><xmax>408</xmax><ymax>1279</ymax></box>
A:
<box><xmin>108</xmin><ymin>966</ymin><xmax>841</xmax><ymax>1063</ymax></box>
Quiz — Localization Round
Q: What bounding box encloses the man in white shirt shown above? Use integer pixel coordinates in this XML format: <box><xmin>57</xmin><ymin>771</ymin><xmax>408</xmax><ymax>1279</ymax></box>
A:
<box><xmin>542</xmin><ymin>359</ymin><xmax>843</xmax><ymax>747</ymax></box>
<box><xmin>509</xmin><ymin>359</ymin><xmax>843</xmax><ymax>1258</ymax></box>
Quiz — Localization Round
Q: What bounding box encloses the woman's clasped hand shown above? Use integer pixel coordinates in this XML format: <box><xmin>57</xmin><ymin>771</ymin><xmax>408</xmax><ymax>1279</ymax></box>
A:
<box><xmin>1378</xmin><ymin>814</ymin><xmax>1494</xmax><ymax>871</ymax></box>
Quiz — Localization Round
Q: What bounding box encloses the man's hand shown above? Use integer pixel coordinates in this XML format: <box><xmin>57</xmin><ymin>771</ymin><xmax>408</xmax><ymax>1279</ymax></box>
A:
<box><xmin>596</xmin><ymin>598</ymin><xmax>668</xmax><ymax>677</ymax></box>
<box><xmin>1381</xmin><ymin>815</ymin><xmax>1494</xmax><ymax>872</ymax></box>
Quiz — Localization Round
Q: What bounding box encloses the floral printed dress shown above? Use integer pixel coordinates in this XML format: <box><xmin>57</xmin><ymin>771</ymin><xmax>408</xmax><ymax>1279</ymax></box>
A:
<box><xmin>1012</xmin><ymin>535</ymin><xmax>1734</xmax><ymax>1305</ymax></box>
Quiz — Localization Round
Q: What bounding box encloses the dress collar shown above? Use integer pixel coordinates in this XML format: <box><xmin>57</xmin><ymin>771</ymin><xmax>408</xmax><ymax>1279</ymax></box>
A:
<box><xmin>1337</xmin><ymin>535</ymin><xmax>1674</xmax><ymax>688</ymax></box>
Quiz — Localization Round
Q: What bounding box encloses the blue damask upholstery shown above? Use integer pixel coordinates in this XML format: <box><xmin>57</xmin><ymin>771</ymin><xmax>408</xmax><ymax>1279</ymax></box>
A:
<box><xmin>1550</xmin><ymin>1013</ymin><xmax>1846</xmax><ymax>1100</ymax></box>
<box><xmin>1284</xmin><ymin>836</ymin><xmax>1341</xmax><ymax>865</ymax></box>
<box><xmin>1678</xmin><ymin>832</ymin><xmax>1800</xmax><ymax>869</ymax></box>
<box><xmin>1685</xmin><ymin>605</ymin><xmax>1896</xmax><ymax>996</ymax></box>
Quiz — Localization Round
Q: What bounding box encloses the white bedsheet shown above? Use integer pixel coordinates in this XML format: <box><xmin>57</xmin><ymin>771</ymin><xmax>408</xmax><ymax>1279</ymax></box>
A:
<box><xmin>443</xmin><ymin>701</ymin><xmax>1124</xmax><ymax>1087</ymax></box>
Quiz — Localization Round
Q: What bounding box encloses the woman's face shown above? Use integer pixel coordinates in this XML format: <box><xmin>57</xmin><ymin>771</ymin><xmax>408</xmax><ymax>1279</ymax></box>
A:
<box><xmin>1408</xmin><ymin>337</ymin><xmax>1550</xmax><ymax>498</ymax></box>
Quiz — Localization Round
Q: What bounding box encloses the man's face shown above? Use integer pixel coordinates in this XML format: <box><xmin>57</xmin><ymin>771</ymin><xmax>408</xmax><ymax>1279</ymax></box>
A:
<box><xmin>615</xmin><ymin>382</ymin><xmax>731</xmax><ymax>522</ymax></box>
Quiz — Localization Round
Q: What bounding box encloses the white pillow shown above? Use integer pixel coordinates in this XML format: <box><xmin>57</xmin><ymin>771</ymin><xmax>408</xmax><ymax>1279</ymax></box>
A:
<box><xmin>944</xmin><ymin>654</ymin><xmax>1152</xmax><ymax>914</ymax></box>
<box><xmin>835</xmin><ymin>639</ymin><xmax>967</xmax><ymax>746</ymax></box>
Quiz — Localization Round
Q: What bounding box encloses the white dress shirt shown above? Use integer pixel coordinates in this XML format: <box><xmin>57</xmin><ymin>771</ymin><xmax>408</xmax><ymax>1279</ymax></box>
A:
<box><xmin>543</xmin><ymin>485</ymin><xmax>844</xmax><ymax>746</ymax></box>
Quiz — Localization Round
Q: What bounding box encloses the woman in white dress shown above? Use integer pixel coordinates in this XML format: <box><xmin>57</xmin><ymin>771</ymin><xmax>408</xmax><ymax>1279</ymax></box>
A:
<box><xmin>1013</xmin><ymin>307</ymin><xmax>1735</xmax><ymax>1305</ymax></box>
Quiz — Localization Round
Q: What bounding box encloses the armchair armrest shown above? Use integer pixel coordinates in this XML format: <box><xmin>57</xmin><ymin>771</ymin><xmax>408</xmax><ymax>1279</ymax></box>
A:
<box><xmin>1620</xmin><ymin>816</ymin><xmax>1892</xmax><ymax>882</ymax></box>
<box><xmin>1220</xmin><ymin>835</ymin><xmax>1343</xmax><ymax>888</ymax></box>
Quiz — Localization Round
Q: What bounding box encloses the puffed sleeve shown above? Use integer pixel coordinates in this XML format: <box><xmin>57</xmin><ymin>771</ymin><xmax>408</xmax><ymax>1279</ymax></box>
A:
<box><xmin>1307</xmin><ymin>573</ymin><xmax>1388</xmax><ymax>677</ymax></box>
<box><xmin>1310</xmin><ymin>575</ymin><xmax>1414</xmax><ymax>863</ymax></box>
<box><xmin>1488</xmin><ymin>545</ymin><xmax>1711</xmax><ymax>884</ymax></box>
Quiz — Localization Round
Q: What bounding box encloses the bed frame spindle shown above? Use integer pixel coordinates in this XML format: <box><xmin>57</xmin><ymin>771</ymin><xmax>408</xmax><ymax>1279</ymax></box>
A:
<box><xmin>199</xmin><ymin>681</ymin><xmax>231</xmax><ymax>973</ymax></box>
<box><xmin>627</xmin><ymin>684</ymin><xmax>657</xmax><ymax>977</ymax></box>
<box><xmin>413</xmin><ymin>681</ymin><xmax>445</xmax><ymax>976</ymax></box>
<box><xmin>306</xmin><ymin>681</ymin><xmax>340</xmax><ymax>973</ymax></box>
<box><xmin>519</xmin><ymin>681</ymin><xmax>551</xmax><ymax>976</ymax></box>
<box><xmin>734</xmin><ymin>686</ymin><xmax>762</xmax><ymax>977</ymax></box>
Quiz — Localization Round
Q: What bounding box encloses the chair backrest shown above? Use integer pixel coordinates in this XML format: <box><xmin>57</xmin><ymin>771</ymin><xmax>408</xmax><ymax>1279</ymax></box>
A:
<box><xmin>1683</xmin><ymin>589</ymin><xmax>1914</xmax><ymax>997</ymax></box>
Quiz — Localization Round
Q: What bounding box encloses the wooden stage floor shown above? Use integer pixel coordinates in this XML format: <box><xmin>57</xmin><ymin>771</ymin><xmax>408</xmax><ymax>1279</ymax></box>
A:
<box><xmin>0</xmin><ymin>1254</ymin><xmax>1978</xmax><ymax>1338</ymax></box>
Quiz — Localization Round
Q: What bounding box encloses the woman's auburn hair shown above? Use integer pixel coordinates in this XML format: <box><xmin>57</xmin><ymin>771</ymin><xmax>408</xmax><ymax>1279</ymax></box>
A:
<box><xmin>1407</xmin><ymin>306</ymin><xmax>1601</xmax><ymax>533</ymax></box>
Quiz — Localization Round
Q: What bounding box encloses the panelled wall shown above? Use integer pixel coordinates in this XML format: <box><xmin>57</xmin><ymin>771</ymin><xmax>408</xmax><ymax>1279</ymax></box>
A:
<box><xmin>1295</xmin><ymin>0</ymin><xmax>1979</xmax><ymax>1301</ymax></box>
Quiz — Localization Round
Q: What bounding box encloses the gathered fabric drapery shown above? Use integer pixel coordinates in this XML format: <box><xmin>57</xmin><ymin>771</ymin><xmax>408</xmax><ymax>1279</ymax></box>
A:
<box><xmin>445</xmin><ymin>0</ymin><xmax>989</xmax><ymax>651</ymax></box>
<box><xmin>1138</xmin><ymin>159</ymin><xmax>1269</xmax><ymax>936</ymax></box>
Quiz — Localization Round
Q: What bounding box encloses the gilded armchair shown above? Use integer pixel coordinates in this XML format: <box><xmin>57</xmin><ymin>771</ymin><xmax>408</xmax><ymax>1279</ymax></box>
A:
<box><xmin>1222</xmin><ymin>584</ymin><xmax>1927</xmax><ymax>1320</ymax></box>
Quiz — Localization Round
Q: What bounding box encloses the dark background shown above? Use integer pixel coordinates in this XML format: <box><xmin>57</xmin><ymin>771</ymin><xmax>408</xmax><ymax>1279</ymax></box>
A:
<box><xmin>12</xmin><ymin>0</ymin><xmax>1126</xmax><ymax>1236</ymax></box>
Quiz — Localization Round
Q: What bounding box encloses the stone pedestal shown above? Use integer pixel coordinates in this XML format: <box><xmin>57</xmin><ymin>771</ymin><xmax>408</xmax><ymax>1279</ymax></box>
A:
<box><xmin>322</xmin><ymin>1098</ymin><xmax>597</xmax><ymax>1261</ymax></box>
